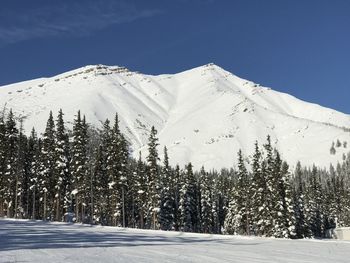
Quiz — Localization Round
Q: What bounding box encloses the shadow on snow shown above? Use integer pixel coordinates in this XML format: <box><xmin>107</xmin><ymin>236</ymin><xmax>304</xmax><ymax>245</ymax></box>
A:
<box><xmin>0</xmin><ymin>220</ymin><xmax>261</xmax><ymax>251</ymax></box>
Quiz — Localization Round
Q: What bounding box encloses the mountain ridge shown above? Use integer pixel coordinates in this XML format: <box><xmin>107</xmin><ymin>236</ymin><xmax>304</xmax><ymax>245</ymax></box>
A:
<box><xmin>1</xmin><ymin>63</ymin><xmax>349</xmax><ymax>169</ymax></box>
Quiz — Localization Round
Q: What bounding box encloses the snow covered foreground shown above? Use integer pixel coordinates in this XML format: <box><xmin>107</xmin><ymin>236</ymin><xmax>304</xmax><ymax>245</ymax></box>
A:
<box><xmin>0</xmin><ymin>219</ymin><xmax>349</xmax><ymax>263</ymax></box>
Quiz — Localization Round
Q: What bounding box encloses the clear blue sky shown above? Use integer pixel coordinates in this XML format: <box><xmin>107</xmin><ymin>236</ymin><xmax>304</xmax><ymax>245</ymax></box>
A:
<box><xmin>1</xmin><ymin>0</ymin><xmax>349</xmax><ymax>113</ymax></box>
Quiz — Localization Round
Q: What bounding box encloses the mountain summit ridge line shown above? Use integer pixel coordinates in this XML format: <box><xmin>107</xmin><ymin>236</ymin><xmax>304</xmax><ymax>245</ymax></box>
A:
<box><xmin>1</xmin><ymin>63</ymin><xmax>349</xmax><ymax>169</ymax></box>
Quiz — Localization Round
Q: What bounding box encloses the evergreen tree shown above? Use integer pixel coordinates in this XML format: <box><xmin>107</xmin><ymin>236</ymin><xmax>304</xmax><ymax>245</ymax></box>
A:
<box><xmin>339</xmin><ymin>155</ymin><xmax>350</xmax><ymax>226</ymax></box>
<box><xmin>179</xmin><ymin>163</ymin><xmax>198</xmax><ymax>232</ymax></box>
<box><xmin>4</xmin><ymin>110</ymin><xmax>19</xmax><ymax>218</ymax></box>
<box><xmin>263</xmin><ymin>136</ymin><xmax>275</xmax><ymax>236</ymax></box>
<box><xmin>0</xmin><ymin>114</ymin><xmax>7</xmax><ymax>217</ymax></box>
<box><xmin>271</xmin><ymin>155</ymin><xmax>296</xmax><ymax>238</ymax></box>
<box><xmin>27</xmin><ymin>128</ymin><xmax>40</xmax><ymax>219</ymax></box>
<box><xmin>159</xmin><ymin>146</ymin><xmax>174</xmax><ymax>230</ymax></box>
<box><xmin>119</xmin><ymin>134</ymin><xmax>129</xmax><ymax>227</ymax></box>
<box><xmin>101</xmin><ymin>118</ymin><xmax>114</xmax><ymax>224</ymax></box>
<box><xmin>337</xmin><ymin>170</ymin><xmax>350</xmax><ymax>227</ymax></box>
<box><xmin>106</xmin><ymin>115</ymin><xmax>121</xmax><ymax>226</ymax></box>
<box><xmin>40</xmin><ymin>111</ymin><xmax>56</xmax><ymax>220</ymax></box>
<box><xmin>323</xmin><ymin>165</ymin><xmax>337</xmax><ymax>230</ymax></box>
<box><xmin>250</xmin><ymin>141</ymin><xmax>270</xmax><ymax>236</ymax></box>
<box><xmin>15</xmin><ymin>120</ymin><xmax>28</xmax><ymax>218</ymax></box>
<box><xmin>200</xmin><ymin>167</ymin><xmax>214</xmax><ymax>233</ymax></box>
<box><xmin>173</xmin><ymin>165</ymin><xmax>182</xmax><ymax>231</ymax></box>
<box><xmin>54</xmin><ymin>109</ymin><xmax>70</xmax><ymax>221</ymax></box>
<box><xmin>21</xmin><ymin>126</ymin><xmax>33</xmax><ymax>218</ymax></box>
<box><xmin>293</xmin><ymin>162</ymin><xmax>311</xmax><ymax>238</ymax></box>
<box><xmin>93</xmin><ymin>144</ymin><xmax>108</xmax><ymax>224</ymax></box>
<box><xmin>134</xmin><ymin>152</ymin><xmax>148</xmax><ymax>228</ymax></box>
<box><xmin>214</xmin><ymin>171</ymin><xmax>231</xmax><ymax>234</ymax></box>
<box><xmin>71</xmin><ymin>111</ymin><xmax>89</xmax><ymax>223</ymax></box>
<box><xmin>101</xmin><ymin>113</ymin><xmax>130</xmax><ymax>227</ymax></box>
<box><xmin>306</xmin><ymin>166</ymin><xmax>325</xmax><ymax>238</ymax></box>
<box><xmin>125</xmin><ymin>158</ymin><xmax>138</xmax><ymax>228</ymax></box>
<box><xmin>146</xmin><ymin>126</ymin><xmax>160</xmax><ymax>229</ymax></box>
<box><xmin>224</xmin><ymin>150</ymin><xmax>250</xmax><ymax>235</ymax></box>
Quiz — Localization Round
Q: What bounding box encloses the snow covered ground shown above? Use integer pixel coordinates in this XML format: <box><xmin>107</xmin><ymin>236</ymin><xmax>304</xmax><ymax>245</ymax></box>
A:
<box><xmin>0</xmin><ymin>219</ymin><xmax>349</xmax><ymax>263</ymax></box>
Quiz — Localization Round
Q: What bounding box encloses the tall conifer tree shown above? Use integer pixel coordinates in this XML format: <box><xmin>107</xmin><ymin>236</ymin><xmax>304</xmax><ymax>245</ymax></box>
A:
<box><xmin>146</xmin><ymin>126</ymin><xmax>160</xmax><ymax>229</ymax></box>
<box><xmin>159</xmin><ymin>146</ymin><xmax>174</xmax><ymax>230</ymax></box>
<box><xmin>71</xmin><ymin>111</ymin><xmax>89</xmax><ymax>222</ymax></box>
<box><xmin>4</xmin><ymin>110</ymin><xmax>19</xmax><ymax>217</ymax></box>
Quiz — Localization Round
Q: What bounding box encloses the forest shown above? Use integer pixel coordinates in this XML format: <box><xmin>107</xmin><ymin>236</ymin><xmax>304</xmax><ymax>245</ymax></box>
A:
<box><xmin>0</xmin><ymin>109</ymin><xmax>349</xmax><ymax>239</ymax></box>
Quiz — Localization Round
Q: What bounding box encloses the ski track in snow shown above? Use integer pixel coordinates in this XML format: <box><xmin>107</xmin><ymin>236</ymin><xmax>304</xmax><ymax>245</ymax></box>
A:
<box><xmin>0</xmin><ymin>219</ymin><xmax>350</xmax><ymax>263</ymax></box>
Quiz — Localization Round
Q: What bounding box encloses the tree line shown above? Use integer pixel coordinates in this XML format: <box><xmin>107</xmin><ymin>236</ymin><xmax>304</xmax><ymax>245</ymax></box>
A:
<box><xmin>225</xmin><ymin>139</ymin><xmax>350</xmax><ymax>238</ymax></box>
<box><xmin>0</xmin><ymin>109</ymin><xmax>349</xmax><ymax>238</ymax></box>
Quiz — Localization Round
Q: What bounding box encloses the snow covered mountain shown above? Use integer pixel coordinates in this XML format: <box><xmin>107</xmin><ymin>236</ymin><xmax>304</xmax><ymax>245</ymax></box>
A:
<box><xmin>1</xmin><ymin>63</ymin><xmax>349</xmax><ymax>169</ymax></box>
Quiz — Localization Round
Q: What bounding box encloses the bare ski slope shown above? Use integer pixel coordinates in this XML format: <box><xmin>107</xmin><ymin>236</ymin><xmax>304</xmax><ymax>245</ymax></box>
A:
<box><xmin>0</xmin><ymin>219</ymin><xmax>349</xmax><ymax>263</ymax></box>
<box><xmin>1</xmin><ymin>64</ymin><xmax>350</xmax><ymax>169</ymax></box>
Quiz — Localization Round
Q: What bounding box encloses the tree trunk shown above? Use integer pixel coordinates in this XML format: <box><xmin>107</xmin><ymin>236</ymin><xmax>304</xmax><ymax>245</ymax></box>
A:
<box><xmin>43</xmin><ymin>191</ymin><xmax>47</xmax><ymax>220</ymax></box>
<box><xmin>122</xmin><ymin>187</ymin><xmax>125</xmax><ymax>227</ymax></box>
<box><xmin>153</xmin><ymin>211</ymin><xmax>156</xmax><ymax>230</ymax></box>
<box><xmin>6</xmin><ymin>201</ymin><xmax>10</xmax><ymax>218</ymax></box>
<box><xmin>14</xmin><ymin>176</ymin><xmax>18</xmax><ymax>219</ymax></box>
<box><xmin>90</xmin><ymin>175</ymin><xmax>94</xmax><ymax>225</ymax></box>
<box><xmin>0</xmin><ymin>199</ymin><xmax>3</xmax><ymax>217</ymax></box>
<box><xmin>56</xmin><ymin>193</ymin><xmax>60</xmax><ymax>221</ymax></box>
<box><xmin>81</xmin><ymin>202</ymin><xmax>85</xmax><ymax>223</ymax></box>
<box><xmin>132</xmin><ymin>199</ymin><xmax>135</xmax><ymax>228</ymax></box>
<box><xmin>140</xmin><ymin>210</ymin><xmax>144</xmax><ymax>229</ymax></box>
<box><xmin>26</xmin><ymin>190</ymin><xmax>30</xmax><ymax>219</ymax></box>
<box><xmin>32</xmin><ymin>188</ymin><xmax>36</xmax><ymax>220</ymax></box>
<box><xmin>75</xmin><ymin>195</ymin><xmax>79</xmax><ymax>223</ymax></box>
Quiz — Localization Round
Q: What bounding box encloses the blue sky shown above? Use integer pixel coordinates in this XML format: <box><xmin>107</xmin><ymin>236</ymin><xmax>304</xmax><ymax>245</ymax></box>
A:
<box><xmin>1</xmin><ymin>0</ymin><xmax>350</xmax><ymax>113</ymax></box>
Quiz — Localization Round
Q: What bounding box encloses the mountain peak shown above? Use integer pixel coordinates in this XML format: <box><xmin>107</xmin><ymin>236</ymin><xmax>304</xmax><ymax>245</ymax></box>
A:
<box><xmin>0</xmin><ymin>64</ymin><xmax>349</xmax><ymax>169</ymax></box>
<box><xmin>189</xmin><ymin>62</ymin><xmax>225</xmax><ymax>72</ymax></box>
<box><xmin>56</xmin><ymin>64</ymin><xmax>132</xmax><ymax>78</ymax></box>
<box><xmin>202</xmin><ymin>62</ymin><xmax>220</xmax><ymax>68</ymax></box>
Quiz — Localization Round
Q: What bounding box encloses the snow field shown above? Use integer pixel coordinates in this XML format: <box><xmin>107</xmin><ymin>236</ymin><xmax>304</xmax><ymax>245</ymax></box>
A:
<box><xmin>1</xmin><ymin>63</ymin><xmax>350</xmax><ymax>169</ymax></box>
<box><xmin>1</xmin><ymin>219</ymin><xmax>350</xmax><ymax>263</ymax></box>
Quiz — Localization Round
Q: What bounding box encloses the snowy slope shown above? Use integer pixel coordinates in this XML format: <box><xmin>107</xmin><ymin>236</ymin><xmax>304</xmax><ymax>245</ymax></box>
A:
<box><xmin>1</xmin><ymin>219</ymin><xmax>350</xmax><ymax>263</ymax></box>
<box><xmin>1</xmin><ymin>63</ymin><xmax>350</xmax><ymax>169</ymax></box>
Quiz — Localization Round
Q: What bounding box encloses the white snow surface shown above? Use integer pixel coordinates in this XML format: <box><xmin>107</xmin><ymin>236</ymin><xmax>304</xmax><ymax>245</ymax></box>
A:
<box><xmin>1</xmin><ymin>219</ymin><xmax>350</xmax><ymax>263</ymax></box>
<box><xmin>1</xmin><ymin>63</ymin><xmax>350</xmax><ymax>169</ymax></box>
